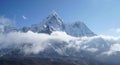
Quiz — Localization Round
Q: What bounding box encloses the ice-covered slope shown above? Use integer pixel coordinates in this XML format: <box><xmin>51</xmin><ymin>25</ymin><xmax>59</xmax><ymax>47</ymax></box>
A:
<box><xmin>30</xmin><ymin>11</ymin><xmax>64</xmax><ymax>34</ymax></box>
<box><xmin>65</xmin><ymin>21</ymin><xmax>95</xmax><ymax>37</ymax></box>
<box><xmin>42</xmin><ymin>11</ymin><xmax>64</xmax><ymax>31</ymax></box>
<box><xmin>30</xmin><ymin>11</ymin><xmax>95</xmax><ymax>37</ymax></box>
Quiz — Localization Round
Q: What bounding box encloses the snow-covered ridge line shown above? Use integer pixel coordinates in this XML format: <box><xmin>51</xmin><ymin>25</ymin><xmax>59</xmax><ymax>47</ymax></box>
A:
<box><xmin>24</xmin><ymin>11</ymin><xmax>95</xmax><ymax>37</ymax></box>
<box><xmin>0</xmin><ymin>11</ymin><xmax>95</xmax><ymax>37</ymax></box>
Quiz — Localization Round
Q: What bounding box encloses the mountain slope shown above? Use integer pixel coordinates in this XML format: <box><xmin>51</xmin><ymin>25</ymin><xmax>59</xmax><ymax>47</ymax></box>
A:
<box><xmin>65</xmin><ymin>21</ymin><xmax>95</xmax><ymax>37</ymax></box>
<box><xmin>30</xmin><ymin>11</ymin><xmax>64</xmax><ymax>34</ymax></box>
<box><xmin>29</xmin><ymin>11</ymin><xmax>95</xmax><ymax>37</ymax></box>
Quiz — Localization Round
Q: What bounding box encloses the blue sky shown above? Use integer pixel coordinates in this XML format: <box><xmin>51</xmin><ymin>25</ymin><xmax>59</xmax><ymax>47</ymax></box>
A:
<box><xmin>0</xmin><ymin>0</ymin><xmax>120</xmax><ymax>36</ymax></box>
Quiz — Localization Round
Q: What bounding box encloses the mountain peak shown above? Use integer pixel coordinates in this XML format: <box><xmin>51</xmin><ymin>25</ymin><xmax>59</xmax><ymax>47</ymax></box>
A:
<box><xmin>38</xmin><ymin>11</ymin><xmax>64</xmax><ymax>32</ymax></box>
<box><xmin>46</xmin><ymin>11</ymin><xmax>63</xmax><ymax>22</ymax></box>
<box><xmin>27</xmin><ymin>11</ymin><xmax>95</xmax><ymax>37</ymax></box>
<box><xmin>47</xmin><ymin>11</ymin><xmax>59</xmax><ymax>18</ymax></box>
<box><xmin>50</xmin><ymin>10</ymin><xmax>58</xmax><ymax>16</ymax></box>
<box><xmin>43</xmin><ymin>11</ymin><xmax>63</xmax><ymax>26</ymax></box>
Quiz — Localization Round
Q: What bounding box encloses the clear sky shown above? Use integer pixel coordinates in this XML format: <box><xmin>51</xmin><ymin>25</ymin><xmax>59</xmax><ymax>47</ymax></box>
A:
<box><xmin>0</xmin><ymin>0</ymin><xmax>120</xmax><ymax>36</ymax></box>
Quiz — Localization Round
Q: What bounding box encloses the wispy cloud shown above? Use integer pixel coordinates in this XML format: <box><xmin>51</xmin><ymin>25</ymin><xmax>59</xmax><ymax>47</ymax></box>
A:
<box><xmin>0</xmin><ymin>16</ymin><xmax>12</xmax><ymax>26</ymax></box>
<box><xmin>0</xmin><ymin>16</ymin><xmax>15</xmax><ymax>33</ymax></box>
<box><xmin>109</xmin><ymin>28</ymin><xmax>120</xmax><ymax>36</ymax></box>
<box><xmin>115</xmin><ymin>28</ymin><xmax>120</xmax><ymax>33</ymax></box>
<box><xmin>22</xmin><ymin>15</ymin><xmax>27</xmax><ymax>20</ymax></box>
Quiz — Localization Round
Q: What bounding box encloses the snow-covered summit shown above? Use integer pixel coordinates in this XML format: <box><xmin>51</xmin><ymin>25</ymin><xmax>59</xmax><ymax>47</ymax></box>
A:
<box><xmin>24</xmin><ymin>11</ymin><xmax>95</xmax><ymax>37</ymax></box>
<box><xmin>43</xmin><ymin>11</ymin><xmax>64</xmax><ymax>31</ymax></box>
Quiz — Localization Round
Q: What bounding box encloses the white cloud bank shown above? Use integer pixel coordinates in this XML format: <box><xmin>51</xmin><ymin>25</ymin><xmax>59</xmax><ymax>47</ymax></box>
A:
<box><xmin>0</xmin><ymin>31</ymin><xmax>120</xmax><ymax>56</ymax></box>
<box><xmin>0</xmin><ymin>31</ymin><xmax>75</xmax><ymax>54</ymax></box>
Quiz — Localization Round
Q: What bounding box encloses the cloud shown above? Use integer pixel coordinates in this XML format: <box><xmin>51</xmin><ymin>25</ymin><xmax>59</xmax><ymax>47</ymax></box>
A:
<box><xmin>102</xmin><ymin>43</ymin><xmax>120</xmax><ymax>55</ymax></box>
<box><xmin>0</xmin><ymin>30</ymin><xmax>120</xmax><ymax>55</ymax></box>
<box><xmin>116</xmin><ymin>28</ymin><xmax>120</xmax><ymax>33</ymax></box>
<box><xmin>109</xmin><ymin>28</ymin><xmax>120</xmax><ymax>33</ymax></box>
<box><xmin>0</xmin><ymin>31</ymin><xmax>75</xmax><ymax>54</ymax></box>
<box><xmin>22</xmin><ymin>15</ymin><xmax>27</xmax><ymax>20</ymax></box>
<box><xmin>0</xmin><ymin>16</ymin><xmax>14</xmax><ymax>33</ymax></box>
<box><xmin>0</xmin><ymin>16</ymin><xmax>12</xmax><ymax>26</ymax></box>
<box><xmin>85</xmin><ymin>48</ymin><xmax>98</xmax><ymax>52</ymax></box>
<box><xmin>108</xmin><ymin>28</ymin><xmax>120</xmax><ymax>36</ymax></box>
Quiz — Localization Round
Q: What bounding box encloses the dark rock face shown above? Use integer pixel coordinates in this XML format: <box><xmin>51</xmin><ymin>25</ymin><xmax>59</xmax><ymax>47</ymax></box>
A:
<box><xmin>0</xmin><ymin>57</ymin><xmax>109</xmax><ymax>65</ymax></box>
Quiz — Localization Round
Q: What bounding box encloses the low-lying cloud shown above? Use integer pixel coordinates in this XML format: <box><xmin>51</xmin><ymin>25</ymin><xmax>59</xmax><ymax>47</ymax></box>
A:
<box><xmin>0</xmin><ymin>31</ymin><xmax>75</xmax><ymax>54</ymax></box>
<box><xmin>0</xmin><ymin>31</ymin><xmax>120</xmax><ymax>56</ymax></box>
